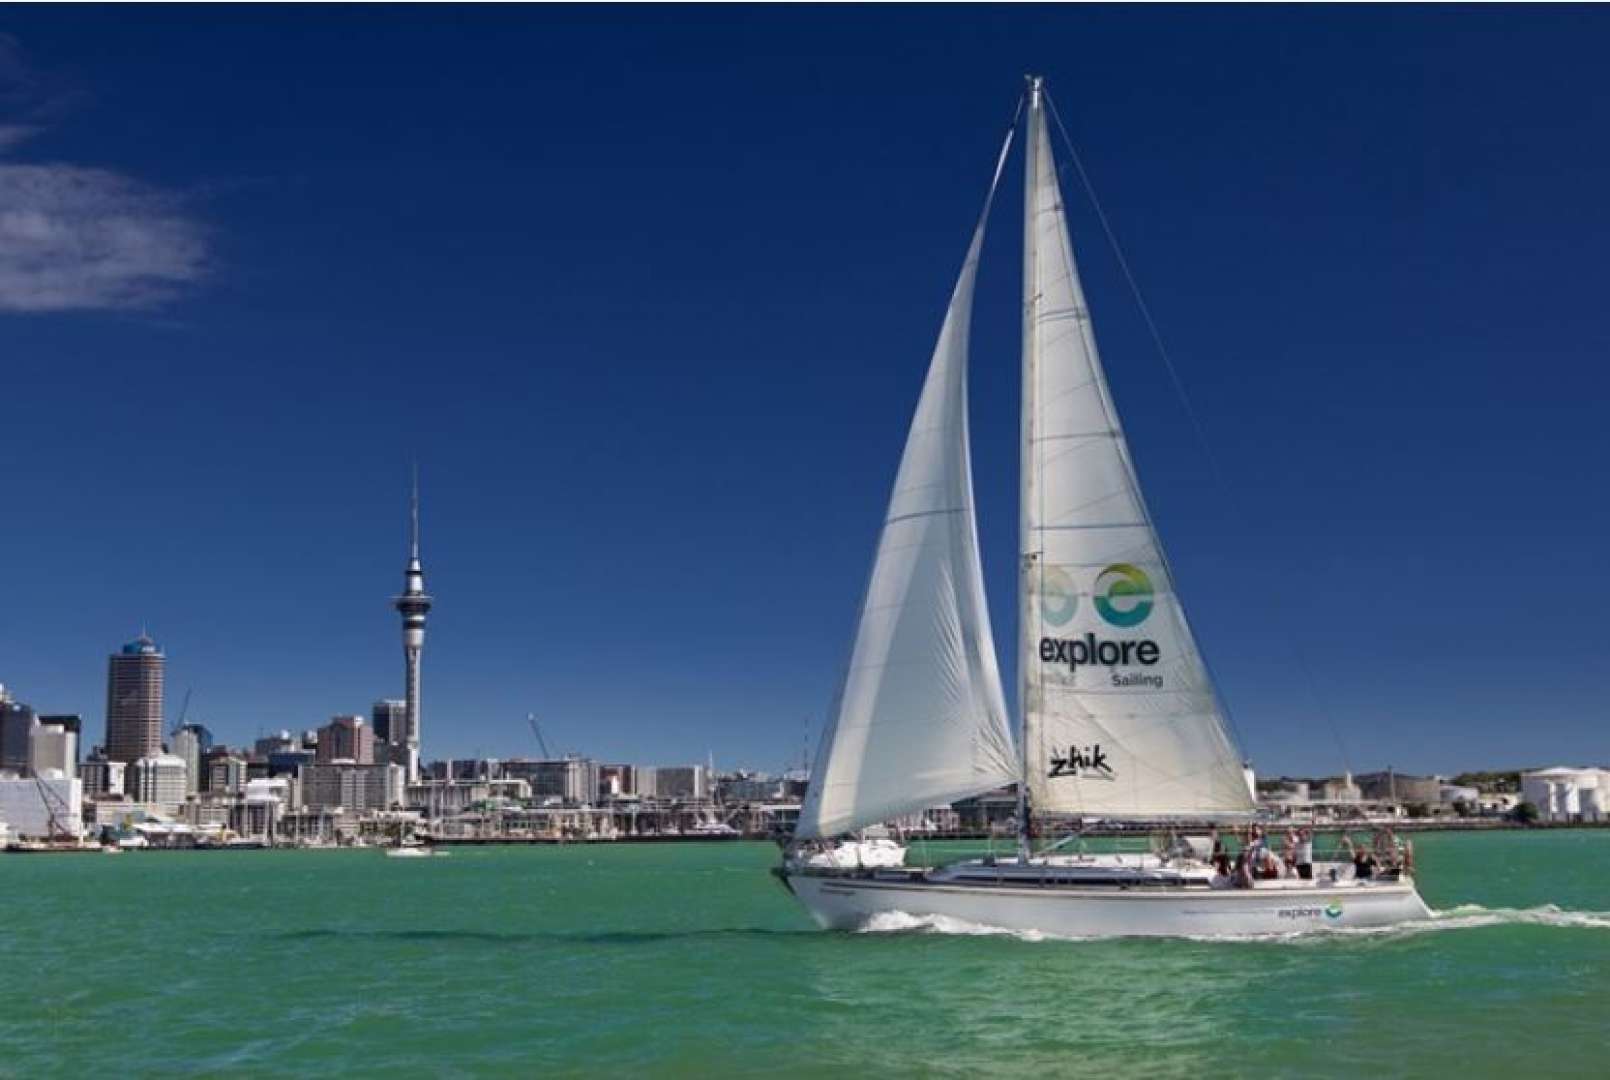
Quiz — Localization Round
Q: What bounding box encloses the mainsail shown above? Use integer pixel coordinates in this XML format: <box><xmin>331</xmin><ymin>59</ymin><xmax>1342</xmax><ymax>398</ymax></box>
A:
<box><xmin>1018</xmin><ymin>80</ymin><xmax>1253</xmax><ymax>819</ymax></box>
<box><xmin>795</xmin><ymin>130</ymin><xmax>1019</xmax><ymax>841</ymax></box>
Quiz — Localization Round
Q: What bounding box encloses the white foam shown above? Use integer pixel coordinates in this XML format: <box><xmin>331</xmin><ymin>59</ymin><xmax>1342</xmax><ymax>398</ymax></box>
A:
<box><xmin>852</xmin><ymin>904</ymin><xmax>1610</xmax><ymax>945</ymax></box>
<box><xmin>855</xmin><ymin>910</ymin><xmax>1060</xmax><ymax>942</ymax></box>
<box><xmin>1422</xmin><ymin>903</ymin><xmax>1610</xmax><ymax>932</ymax></box>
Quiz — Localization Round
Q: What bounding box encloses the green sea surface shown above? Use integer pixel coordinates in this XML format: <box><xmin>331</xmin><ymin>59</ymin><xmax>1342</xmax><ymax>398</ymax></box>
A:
<box><xmin>3</xmin><ymin>830</ymin><xmax>1607</xmax><ymax>1077</ymax></box>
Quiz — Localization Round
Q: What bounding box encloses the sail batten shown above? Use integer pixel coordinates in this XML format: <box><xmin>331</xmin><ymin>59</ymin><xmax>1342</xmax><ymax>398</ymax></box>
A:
<box><xmin>795</xmin><ymin>127</ymin><xmax>1018</xmax><ymax>841</ymax></box>
<box><xmin>1018</xmin><ymin>82</ymin><xmax>1253</xmax><ymax>821</ymax></box>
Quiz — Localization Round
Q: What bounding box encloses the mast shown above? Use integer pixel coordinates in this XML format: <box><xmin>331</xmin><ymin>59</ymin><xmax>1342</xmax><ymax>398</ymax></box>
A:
<box><xmin>1016</xmin><ymin>75</ymin><xmax>1043</xmax><ymax>861</ymax></box>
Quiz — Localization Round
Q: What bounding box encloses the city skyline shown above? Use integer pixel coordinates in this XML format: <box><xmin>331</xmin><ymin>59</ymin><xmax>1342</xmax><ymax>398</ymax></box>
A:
<box><xmin>2</xmin><ymin>10</ymin><xmax>1607</xmax><ymax>776</ymax></box>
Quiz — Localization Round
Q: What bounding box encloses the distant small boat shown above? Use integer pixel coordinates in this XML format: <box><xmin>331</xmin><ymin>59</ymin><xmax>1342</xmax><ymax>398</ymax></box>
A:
<box><xmin>386</xmin><ymin>844</ymin><xmax>446</xmax><ymax>858</ymax></box>
<box><xmin>687</xmin><ymin>813</ymin><xmax>740</xmax><ymax>838</ymax></box>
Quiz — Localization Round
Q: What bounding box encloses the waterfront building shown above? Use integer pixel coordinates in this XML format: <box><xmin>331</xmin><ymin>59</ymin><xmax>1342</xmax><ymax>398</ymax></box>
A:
<box><xmin>717</xmin><ymin>772</ymin><xmax>791</xmax><ymax>804</ymax></box>
<box><xmin>128</xmin><ymin>753</ymin><xmax>187</xmax><ymax>811</ymax></box>
<box><xmin>233</xmin><ymin>777</ymin><xmax>291</xmax><ymax>841</ymax></box>
<box><xmin>1256</xmin><ymin>778</ymin><xmax>1311</xmax><ymax>806</ymax></box>
<box><xmin>392</xmin><ymin>473</ymin><xmax>432</xmax><ymax>785</ymax></box>
<box><xmin>207</xmin><ymin>752</ymin><xmax>248</xmax><ymax>795</ymax></box>
<box><xmin>170</xmin><ymin>723</ymin><xmax>213</xmax><ymax>795</ymax></box>
<box><xmin>1314</xmin><ymin>773</ymin><xmax>1362</xmax><ymax>803</ymax></box>
<box><xmin>1479</xmin><ymin>791</ymin><xmax>1521</xmax><ymax>816</ymax></box>
<box><xmin>1438</xmin><ymin>783</ymin><xmax>1482</xmax><ymax>810</ymax></box>
<box><xmin>599</xmin><ymin>763</ymin><xmax>638</xmax><ymax>798</ymax></box>
<box><xmin>0</xmin><ymin>774</ymin><xmax>83</xmax><ymax>840</ymax></box>
<box><xmin>503</xmin><ymin>758</ymin><xmax>599</xmax><ymax>803</ymax></box>
<box><xmin>652</xmin><ymin>765</ymin><xmax>710</xmax><ymax>801</ymax></box>
<box><xmin>408</xmin><ymin>777</ymin><xmax>527</xmax><ymax>816</ymax></box>
<box><xmin>29</xmin><ymin>717</ymin><xmax>78</xmax><ymax>778</ymax></box>
<box><xmin>80</xmin><ymin>754</ymin><xmax>126</xmax><ymax>799</ymax></box>
<box><xmin>300</xmin><ymin>762</ymin><xmax>403</xmax><ymax>812</ymax></box>
<box><xmin>179</xmin><ymin>798</ymin><xmax>232</xmax><ymax>831</ymax></box>
<box><xmin>1522</xmin><ymin>767</ymin><xmax>1610</xmax><ymax>823</ymax></box>
<box><xmin>105</xmin><ymin>634</ymin><xmax>165</xmax><ymax>764</ymax></box>
<box><xmin>1355</xmin><ymin>770</ymin><xmax>1442</xmax><ymax>806</ymax></box>
<box><xmin>450</xmin><ymin>758</ymin><xmax>498</xmax><ymax>781</ymax></box>
<box><xmin>0</xmin><ymin>698</ymin><xmax>38</xmax><ymax>773</ymax></box>
<box><xmin>316</xmin><ymin>715</ymin><xmax>375</xmax><ymax>765</ymax></box>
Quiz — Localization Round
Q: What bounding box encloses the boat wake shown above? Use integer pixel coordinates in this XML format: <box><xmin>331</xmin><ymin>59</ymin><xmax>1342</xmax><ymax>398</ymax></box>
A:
<box><xmin>856</xmin><ymin>910</ymin><xmax>1060</xmax><ymax>943</ymax></box>
<box><xmin>854</xmin><ymin>904</ymin><xmax>1610</xmax><ymax>944</ymax></box>
<box><xmin>1419</xmin><ymin>903</ymin><xmax>1610</xmax><ymax>933</ymax></box>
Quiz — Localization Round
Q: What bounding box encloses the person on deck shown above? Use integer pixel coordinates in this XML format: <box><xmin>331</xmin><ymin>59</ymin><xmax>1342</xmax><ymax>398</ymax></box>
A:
<box><xmin>1234</xmin><ymin>846</ymin><xmax>1254</xmax><ymax>889</ymax></box>
<box><xmin>1352</xmin><ymin>839</ymin><xmax>1377</xmax><ymax>881</ymax></box>
<box><xmin>1210</xmin><ymin>829</ymin><xmax>1231</xmax><ymax>878</ymax></box>
<box><xmin>1373</xmin><ymin>826</ymin><xmax>1398</xmax><ymax>868</ymax></box>
<box><xmin>1295</xmin><ymin>828</ymin><xmax>1314</xmax><ymax>881</ymax></box>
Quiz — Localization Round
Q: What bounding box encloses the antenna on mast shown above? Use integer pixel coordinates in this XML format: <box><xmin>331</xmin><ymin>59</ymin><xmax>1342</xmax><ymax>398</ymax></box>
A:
<box><xmin>409</xmin><ymin>461</ymin><xmax>421</xmax><ymax>562</ymax></box>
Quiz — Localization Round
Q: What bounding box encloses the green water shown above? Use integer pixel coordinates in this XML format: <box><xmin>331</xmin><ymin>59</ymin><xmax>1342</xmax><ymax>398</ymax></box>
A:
<box><xmin>3</xmin><ymin>831</ymin><xmax>1607</xmax><ymax>1077</ymax></box>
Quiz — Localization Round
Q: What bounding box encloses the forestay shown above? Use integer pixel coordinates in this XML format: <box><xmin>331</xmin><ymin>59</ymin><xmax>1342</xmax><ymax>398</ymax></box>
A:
<box><xmin>1018</xmin><ymin>84</ymin><xmax>1253</xmax><ymax>819</ymax></box>
<box><xmin>796</xmin><ymin>129</ymin><xmax>1019</xmax><ymax>841</ymax></box>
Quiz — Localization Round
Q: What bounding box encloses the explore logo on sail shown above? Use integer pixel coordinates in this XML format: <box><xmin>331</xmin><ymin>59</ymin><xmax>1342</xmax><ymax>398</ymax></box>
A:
<box><xmin>1049</xmin><ymin>743</ymin><xmax>1115</xmax><ymax>780</ymax></box>
<box><xmin>1039</xmin><ymin>563</ymin><xmax>1164</xmax><ymax>689</ymax></box>
<box><xmin>1093</xmin><ymin>563</ymin><xmax>1154</xmax><ymax>628</ymax></box>
<box><xmin>1039</xmin><ymin>562</ymin><xmax>1156</xmax><ymax>630</ymax></box>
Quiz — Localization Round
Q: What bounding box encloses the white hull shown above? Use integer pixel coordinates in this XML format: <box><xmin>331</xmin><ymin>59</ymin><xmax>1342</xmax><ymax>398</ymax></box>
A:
<box><xmin>784</xmin><ymin>870</ymin><xmax>1431</xmax><ymax>938</ymax></box>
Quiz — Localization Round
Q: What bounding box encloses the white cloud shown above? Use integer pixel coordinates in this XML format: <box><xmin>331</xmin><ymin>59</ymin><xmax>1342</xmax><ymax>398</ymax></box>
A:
<box><xmin>0</xmin><ymin>36</ymin><xmax>209</xmax><ymax>313</ymax></box>
<box><xmin>0</xmin><ymin>164</ymin><xmax>208</xmax><ymax>312</ymax></box>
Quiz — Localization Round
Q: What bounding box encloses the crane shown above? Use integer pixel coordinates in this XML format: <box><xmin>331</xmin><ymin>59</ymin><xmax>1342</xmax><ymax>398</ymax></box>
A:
<box><xmin>170</xmin><ymin>687</ymin><xmax>193</xmax><ymax>738</ymax></box>
<box><xmin>527</xmin><ymin>713</ymin><xmax>553</xmax><ymax>759</ymax></box>
<box><xmin>30</xmin><ymin>767</ymin><xmax>77</xmax><ymax>846</ymax></box>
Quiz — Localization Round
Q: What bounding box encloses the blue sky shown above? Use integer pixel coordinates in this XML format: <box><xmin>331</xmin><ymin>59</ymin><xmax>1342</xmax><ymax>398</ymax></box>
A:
<box><xmin>2</xmin><ymin>8</ymin><xmax>1606</xmax><ymax>776</ymax></box>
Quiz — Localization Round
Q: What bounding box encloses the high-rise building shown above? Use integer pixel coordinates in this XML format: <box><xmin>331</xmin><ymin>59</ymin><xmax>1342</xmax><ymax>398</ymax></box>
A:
<box><xmin>253</xmin><ymin>730</ymin><xmax>297</xmax><ymax>760</ymax></box>
<box><xmin>105</xmin><ymin>634</ymin><xmax>165</xmax><ymax>764</ymax></box>
<box><xmin>128</xmin><ymin>753</ymin><xmax>187</xmax><ymax>810</ymax></box>
<box><xmin>0</xmin><ymin>698</ymin><xmax>38</xmax><ymax>773</ymax></box>
<box><xmin>317</xmin><ymin>715</ymin><xmax>374</xmax><ymax>764</ymax></box>
<box><xmin>392</xmin><ymin>472</ymin><xmax>432</xmax><ymax>784</ymax></box>
<box><xmin>29</xmin><ymin>719</ymin><xmax>78</xmax><ymax>778</ymax></box>
<box><xmin>170</xmin><ymin>723</ymin><xmax>213</xmax><ymax>795</ymax></box>
<box><xmin>80</xmin><ymin>754</ymin><xmax>126</xmax><ymax>799</ymax></box>
<box><xmin>39</xmin><ymin>716</ymin><xmax>82</xmax><ymax>765</ymax></box>
<box><xmin>371</xmin><ymin>698</ymin><xmax>408</xmax><ymax>767</ymax></box>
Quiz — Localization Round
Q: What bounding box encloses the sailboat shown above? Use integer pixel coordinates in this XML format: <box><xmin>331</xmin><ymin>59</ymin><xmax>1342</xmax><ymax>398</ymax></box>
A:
<box><xmin>778</xmin><ymin>78</ymin><xmax>1430</xmax><ymax>937</ymax></box>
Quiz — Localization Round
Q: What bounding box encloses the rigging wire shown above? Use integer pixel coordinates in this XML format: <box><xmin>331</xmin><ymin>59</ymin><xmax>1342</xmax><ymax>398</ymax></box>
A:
<box><xmin>1040</xmin><ymin>88</ymin><xmax>1354</xmax><ymax>779</ymax></box>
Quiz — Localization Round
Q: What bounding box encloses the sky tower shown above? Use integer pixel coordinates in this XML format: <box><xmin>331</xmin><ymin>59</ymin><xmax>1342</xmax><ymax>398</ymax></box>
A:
<box><xmin>393</xmin><ymin>469</ymin><xmax>432</xmax><ymax>784</ymax></box>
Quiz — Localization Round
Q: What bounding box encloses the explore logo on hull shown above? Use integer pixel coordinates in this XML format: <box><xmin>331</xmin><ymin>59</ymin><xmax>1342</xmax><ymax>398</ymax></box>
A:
<box><xmin>1048</xmin><ymin>743</ymin><xmax>1115</xmax><ymax>780</ymax></box>
<box><xmin>1277</xmin><ymin>903</ymin><xmax>1346</xmax><ymax>922</ymax></box>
